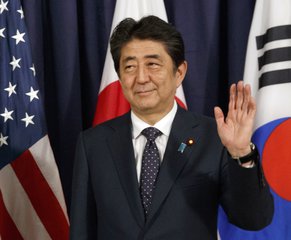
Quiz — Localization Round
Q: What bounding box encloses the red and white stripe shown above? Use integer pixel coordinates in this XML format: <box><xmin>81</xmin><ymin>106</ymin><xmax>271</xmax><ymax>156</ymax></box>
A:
<box><xmin>93</xmin><ymin>0</ymin><xmax>187</xmax><ymax>125</ymax></box>
<box><xmin>0</xmin><ymin>136</ymin><xmax>69</xmax><ymax>239</ymax></box>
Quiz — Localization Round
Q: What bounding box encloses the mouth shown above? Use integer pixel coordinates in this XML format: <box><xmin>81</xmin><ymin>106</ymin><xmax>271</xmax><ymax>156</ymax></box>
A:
<box><xmin>135</xmin><ymin>89</ymin><xmax>156</xmax><ymax>96</ymax></box>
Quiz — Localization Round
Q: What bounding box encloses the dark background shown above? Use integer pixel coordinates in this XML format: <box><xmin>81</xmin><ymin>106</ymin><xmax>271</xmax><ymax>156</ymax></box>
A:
<box><xmin>20</xmin><ymin>0</ymin><xmax>255</xmax><ymax>213</ymax></box>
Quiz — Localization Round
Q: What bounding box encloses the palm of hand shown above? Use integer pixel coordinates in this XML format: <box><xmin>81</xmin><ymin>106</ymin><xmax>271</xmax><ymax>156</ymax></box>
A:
<box><xmin>214</xmin><ymin>81</ymin><xmax>256</xmax><ymax>157</ymax></box>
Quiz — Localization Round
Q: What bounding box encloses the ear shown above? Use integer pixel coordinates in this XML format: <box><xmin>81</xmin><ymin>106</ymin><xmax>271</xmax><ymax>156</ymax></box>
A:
<box><xmin>175</xmin><ymin>61</ymin><xmax>187</xmax><ymax>88</ymax></box>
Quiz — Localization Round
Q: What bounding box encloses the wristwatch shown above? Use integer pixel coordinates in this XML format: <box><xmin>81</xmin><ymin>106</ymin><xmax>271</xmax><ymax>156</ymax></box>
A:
<box><xmin>231</xmin><ymin>142</ymin><xmax>258</xmax><ymax>165</ymax></box>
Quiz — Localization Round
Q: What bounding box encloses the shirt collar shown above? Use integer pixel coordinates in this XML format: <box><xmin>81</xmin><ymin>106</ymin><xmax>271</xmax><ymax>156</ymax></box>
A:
<box><xmin>131</xmin><ymin>101</ymin><xmax>178</xmax><ymax>139</ymax></box>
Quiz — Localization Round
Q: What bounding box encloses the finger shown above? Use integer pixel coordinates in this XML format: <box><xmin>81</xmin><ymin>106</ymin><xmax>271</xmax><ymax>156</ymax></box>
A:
<box><xmin>236</xmin><ymin>81</ymin><xmax>244</xmax><ymax>110</ymax></box>
<box><xmin>247</xmin><ymin>96</ymin><xmax>256</xmax><ymax>118</ymax></box>
<box><xmin>242</xmin><ymin>84</ymin><xmax>256</xmax><ymax>119</ymax></box>
<box><xmin>214</xmin><ymin>106</ymin><xmax>225</xmax><ymax>128</ymax></box>
<box><xmin>241</xmin><ymin>84</ymin><xmax>251</xmax><ymax>112</ymax></box>
<box><xmin>228</xmin><ymin>83</ymin><xmax>236</xmax><ymax>112</ymax></box>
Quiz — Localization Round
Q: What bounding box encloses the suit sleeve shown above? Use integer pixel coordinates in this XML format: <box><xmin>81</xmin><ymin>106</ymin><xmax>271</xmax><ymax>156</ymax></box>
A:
<box><xmin>219</xmin><ymin>147</ymin><xmax>274</xmax><ymax>230</ymax></box>
<box><xmin>70</xmin><ymin>133</ymin><xmax>98</xmax><ymax>239</ymax></box>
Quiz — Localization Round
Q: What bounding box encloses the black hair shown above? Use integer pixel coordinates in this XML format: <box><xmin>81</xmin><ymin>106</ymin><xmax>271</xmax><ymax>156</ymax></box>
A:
<box><xmin>110</xmin><ymin>15</ymin><xmax>185</xmax><ymax>75</ymax></box>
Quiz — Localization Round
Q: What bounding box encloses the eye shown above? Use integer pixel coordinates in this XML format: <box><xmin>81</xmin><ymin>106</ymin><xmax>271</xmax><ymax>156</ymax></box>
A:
<box><xmin>124</xmin><ymin>65</ymin><xmax>136</xmax><ymax>72</ymax></box>
<box><xmin>147</xmin><ymin>62</ymin><xmax>160</xmax><ymax>69</ymax></box>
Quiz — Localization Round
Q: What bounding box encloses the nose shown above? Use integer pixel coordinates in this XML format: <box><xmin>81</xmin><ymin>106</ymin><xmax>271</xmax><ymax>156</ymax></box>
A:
<box><xmin>136</xmin><ymin>66</ymin><xmax>149</xmax><ymax>84</ymax></box>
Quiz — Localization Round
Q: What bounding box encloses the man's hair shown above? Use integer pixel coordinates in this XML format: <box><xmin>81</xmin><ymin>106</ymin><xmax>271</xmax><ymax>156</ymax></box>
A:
<box><xmin>110</xmin><ymin>15</ymin><xmax>185</xmax><ymax>75</ymax></box>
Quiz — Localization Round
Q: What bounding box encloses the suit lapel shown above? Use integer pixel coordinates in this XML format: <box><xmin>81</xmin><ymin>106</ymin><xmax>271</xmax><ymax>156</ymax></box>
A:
<box><xmin>106</xmin><ymin>108</ymin><xmax>202</xmax><ymax>228</ymax></box>
<box><xmin>146</xmin><ymin>107</ymin><xmax>200</xmax><ymax>224</ymax></box>
<box><xmin>107</xmin><ymin>113</ymin><xmax>145</xmax><ymax>227</ymax></box>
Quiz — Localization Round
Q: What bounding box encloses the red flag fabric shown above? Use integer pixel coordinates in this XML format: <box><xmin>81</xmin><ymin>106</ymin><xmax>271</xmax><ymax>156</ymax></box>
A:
<box><xmin>93</xmin><ymin>0</ymin><xmax>187</xmax><ymax>126</ymax></box>
<box><xmin>0</xmin><ymin>0</ymin><xmax>69</xmax><ymax>239</ymax></box>
<box><xmin>219</xmin><ymin>0</ymin><xmax>291</xmax><ymax>239</ymax></box>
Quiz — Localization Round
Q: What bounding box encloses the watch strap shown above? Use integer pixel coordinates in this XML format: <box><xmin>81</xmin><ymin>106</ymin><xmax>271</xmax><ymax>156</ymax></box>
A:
<box><xmin>230</xmin><ymin>142</ymin><xmax>258</xmax><ymax>165</ymax></box>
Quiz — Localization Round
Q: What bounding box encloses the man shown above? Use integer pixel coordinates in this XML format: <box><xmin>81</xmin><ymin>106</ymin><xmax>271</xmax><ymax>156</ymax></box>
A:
<box><xmin>70</xmin><ymin>16</ymin><xmax>274</xmax><ymax>239</ymax></box>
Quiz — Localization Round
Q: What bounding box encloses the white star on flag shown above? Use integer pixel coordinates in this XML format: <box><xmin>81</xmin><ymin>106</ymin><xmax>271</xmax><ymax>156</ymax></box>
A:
<box><xmin>0</xmin><ymin>0</ymin><xmax>69</xmax><ymax>236</ymax></box>
<box><xmin>17</xmin><ymin>7</ymin><xmax>24</xmax><ymax>19</ymax></box>
<box><xmin>0</xmin><ymin>27</ymin><xmax>5</xmax><ymax>38</ymax></box>
<box><xmin>30</xmin><ymin>64</ymin><xmax>36</xmax><ymax>76</ymax></box>
<box><xmin>21</xmin><ymin>112</ymin><xmax>35</xmax><ymax>127</ymax></box>
<box><xmin>0</xmin><ymin>0</ymin><xmax>8</xmax><ymax>14</ymax></box>
<box><xmin>1</xmin><ymin>108</ymin><xmax>13</xmax><ymax>122</ymax></box>
<box><xmin>10</xmin><ymin>56</ymin><xmax>21</xmax><ymax>70</ymax></box>
<box><xmin>4</xmin><ymin>82</ymin><xmax>17</xmax><ymax>96</ymax></box>
<box><xmin>0</xmin><ymin>133</ymin><xmax>8</xmax><ymax>147</ymax></box>
<box><xmin>11</xmin><ymin>29</ymin><xmax>25</xmax><ymax>45</ymax></box>
<box><xmin>25</xmin><ymin>86</ymin><xmax>39</xmax><ymax>102</ymax></box>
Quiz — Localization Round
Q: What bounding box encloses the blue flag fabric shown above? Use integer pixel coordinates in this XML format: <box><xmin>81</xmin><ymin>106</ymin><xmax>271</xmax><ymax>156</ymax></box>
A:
<box><xmin>0</xmin><ymin>0</ymin><xmax>69</xmax><ymax>238</ymax></box>
<box><xmin>19</xmin><ymin>0</ymin><xmax>255</xmax><ymax>211</ymax></box>
<box><xmin>0</xmin><ymin>0</ymin><xmax>45</xmax><ymax>168</ymax></box>
<box><xmin>219</xmin><ymin>0</ymin><xmax>291</xmax><ymax>239</ymax></box>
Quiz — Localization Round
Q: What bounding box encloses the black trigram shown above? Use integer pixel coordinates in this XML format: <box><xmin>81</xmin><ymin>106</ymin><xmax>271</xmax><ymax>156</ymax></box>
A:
<box><xmin>256</xmin><ymin>25</ymin><xmax>291</xmax><ymax>89</ymax></box>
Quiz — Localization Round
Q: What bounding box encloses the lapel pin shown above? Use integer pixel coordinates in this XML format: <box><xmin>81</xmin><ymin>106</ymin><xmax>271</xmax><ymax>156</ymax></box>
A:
<box><xmin>178</xmin><ymin>142</ymin><xmax>187</xmax><ymax>153</ymax></box>
<box><xmin>186</xmin><ymin>138</ymin><xmax>195</xmax><ymax>146</ymax></box>
<box><xmin>178</xmin><ymin>138</ymin><xmax>195</xmax><ymax>154</ymax></box>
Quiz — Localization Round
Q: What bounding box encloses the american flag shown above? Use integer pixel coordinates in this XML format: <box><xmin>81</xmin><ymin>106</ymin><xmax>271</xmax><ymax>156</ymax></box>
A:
<box><xmin>0</xmin><ymin>0</ymin><xmax>69</xmax><ymax>239</ymax></box>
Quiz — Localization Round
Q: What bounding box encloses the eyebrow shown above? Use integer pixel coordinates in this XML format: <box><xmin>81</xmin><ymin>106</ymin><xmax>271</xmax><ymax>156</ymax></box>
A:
<box><xmin>144</xmin><ymin>54</ymin><xmax>161</xmax><ymax>60</ymax></box>
<box><xmin>122</xmin><ymin>54</ymin><xmax>162</xmax><ymax>64</ymax></box>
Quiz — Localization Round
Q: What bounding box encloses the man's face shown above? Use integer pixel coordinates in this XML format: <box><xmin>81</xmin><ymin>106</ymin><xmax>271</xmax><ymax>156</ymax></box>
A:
<box><xmin>119</xmin><ymin>39</ymin><xmax>186</xmax><ymax>119</ymax></box>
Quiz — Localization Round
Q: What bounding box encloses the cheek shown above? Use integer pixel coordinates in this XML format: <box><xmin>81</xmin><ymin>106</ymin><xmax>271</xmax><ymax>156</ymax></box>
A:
<box><xmin>120</xmin><ymin>79</ymin><xmax>133</xmax><ymax>92</ymax></box>
<box><xmin>159</xmin><ymin>78</ymin><xmax>178</xmax><ymax>94</ymax></box>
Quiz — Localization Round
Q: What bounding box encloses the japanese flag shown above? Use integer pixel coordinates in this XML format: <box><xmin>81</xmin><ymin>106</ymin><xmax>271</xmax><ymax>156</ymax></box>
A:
<box><xmin>93</xmin><ymin>0</ymin><xmax>187</xmax><ymax>125</ymax></box>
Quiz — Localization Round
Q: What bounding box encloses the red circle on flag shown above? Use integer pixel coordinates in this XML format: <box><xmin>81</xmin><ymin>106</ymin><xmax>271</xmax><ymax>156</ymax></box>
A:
<box><xmin>262</xmin><ymin>118</ymin><xmax>291</xmax><ymax>201</ymax></box>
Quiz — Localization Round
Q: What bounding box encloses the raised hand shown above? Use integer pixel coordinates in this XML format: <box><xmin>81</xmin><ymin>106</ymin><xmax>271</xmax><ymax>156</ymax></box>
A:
<box><xmin>214</xmin><ymin>81</ymin><xmax>256</xmax><ymax>157</ymax></box>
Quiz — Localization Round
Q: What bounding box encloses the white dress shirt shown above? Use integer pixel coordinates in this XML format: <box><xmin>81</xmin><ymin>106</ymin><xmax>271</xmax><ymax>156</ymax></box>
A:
<box><xmin>131</xmin><ymin>102</ymin><xmax>178</xmax><ymax>183</ymax></box>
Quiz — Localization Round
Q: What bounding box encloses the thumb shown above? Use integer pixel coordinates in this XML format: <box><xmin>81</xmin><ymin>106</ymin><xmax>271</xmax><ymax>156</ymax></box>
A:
<box><xmin>214</xmin><ymin>106</ymin><xmax>225</xmax><ymax>128</ymax></box>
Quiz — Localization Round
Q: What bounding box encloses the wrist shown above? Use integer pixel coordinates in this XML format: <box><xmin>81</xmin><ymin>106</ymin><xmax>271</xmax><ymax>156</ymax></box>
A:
<box><xmin>228</xmin><ymin>144</ymin><xmax>252</xmax><ymax>158</ymax></box>
<box><xmin>229</xmin><ymin>142</ymin><xmax>258</xmax><ymax>165</ymax></box>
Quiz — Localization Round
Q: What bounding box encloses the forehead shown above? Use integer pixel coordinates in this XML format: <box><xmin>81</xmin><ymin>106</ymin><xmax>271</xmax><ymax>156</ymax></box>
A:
<box><xmin>120</xmin><ymin>39</ymin><xmax>169</xmax><ymax>60</ymax></box>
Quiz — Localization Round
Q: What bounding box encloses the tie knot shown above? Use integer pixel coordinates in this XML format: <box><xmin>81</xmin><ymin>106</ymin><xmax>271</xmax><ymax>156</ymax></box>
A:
<box><xmin>141</xmin><ymin>127</ymin><xmax>162</xmax><ymax>141</ymax></box>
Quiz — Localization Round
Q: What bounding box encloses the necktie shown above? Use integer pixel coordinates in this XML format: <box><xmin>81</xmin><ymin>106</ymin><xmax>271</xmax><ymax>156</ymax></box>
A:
<box><xmin>140</xmin><ymin>127</ymin><xmax>162</xmax><ymax>216</ymax></box>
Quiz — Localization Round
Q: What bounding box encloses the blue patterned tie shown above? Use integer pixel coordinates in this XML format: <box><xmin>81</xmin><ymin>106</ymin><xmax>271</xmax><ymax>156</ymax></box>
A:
<box><xmin>140</xmin><ymin>127</ymin><xmax>162</xmax><ymax>216</ymax></box>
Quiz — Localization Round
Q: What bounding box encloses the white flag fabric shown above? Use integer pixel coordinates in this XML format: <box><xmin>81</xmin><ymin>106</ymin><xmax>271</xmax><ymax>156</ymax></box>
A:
<box><xmin>219</xmin><ymin>0</ymin><xmax>291</xmax><ymax>239</ymax></box>
<box><xmin>93</xmin><ymin>0</ymin><xmax>187</xmax><ymax>125</ymax></box>
<box><xmin>0</xmin><ymin>0</ymin><xmax>69</xmax><ymax>238</ymax></box>
<box><xmin>244</xmin><ymin>0</ymin><xmax>291</xmax><ymax>130</ymax></box>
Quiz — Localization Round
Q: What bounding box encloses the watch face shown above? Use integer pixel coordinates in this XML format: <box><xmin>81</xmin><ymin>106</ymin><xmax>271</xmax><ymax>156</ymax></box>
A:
<box><xmin>250</xmin><ymin>142</ymin><xmax>255</xmax><ymax>151</ymax></box>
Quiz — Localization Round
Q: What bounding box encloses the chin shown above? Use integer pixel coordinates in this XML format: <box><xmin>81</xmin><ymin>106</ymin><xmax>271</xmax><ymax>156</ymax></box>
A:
<box><xmin>134</xmin><ymin>102</ymin><xmax>158</xmax><ymax>113</ymax></box>
<box><xmin>133</xmin><ymin>97</ymin><xmax>157</xmax><ymax>107</ymax></box>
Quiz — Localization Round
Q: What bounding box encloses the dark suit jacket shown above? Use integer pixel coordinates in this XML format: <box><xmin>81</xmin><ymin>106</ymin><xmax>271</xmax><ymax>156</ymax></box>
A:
<box><xmin>70</xmin><ymin>107</ymin><xmax>274</xmax><ymax>240</ymax></box>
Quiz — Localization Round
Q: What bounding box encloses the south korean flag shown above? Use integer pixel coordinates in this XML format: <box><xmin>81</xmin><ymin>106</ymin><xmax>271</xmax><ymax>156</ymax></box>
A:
<box><xmin>243</xmin><ymin>0</ymin><xmax>291</xmax><ymax>239</ymax></box>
